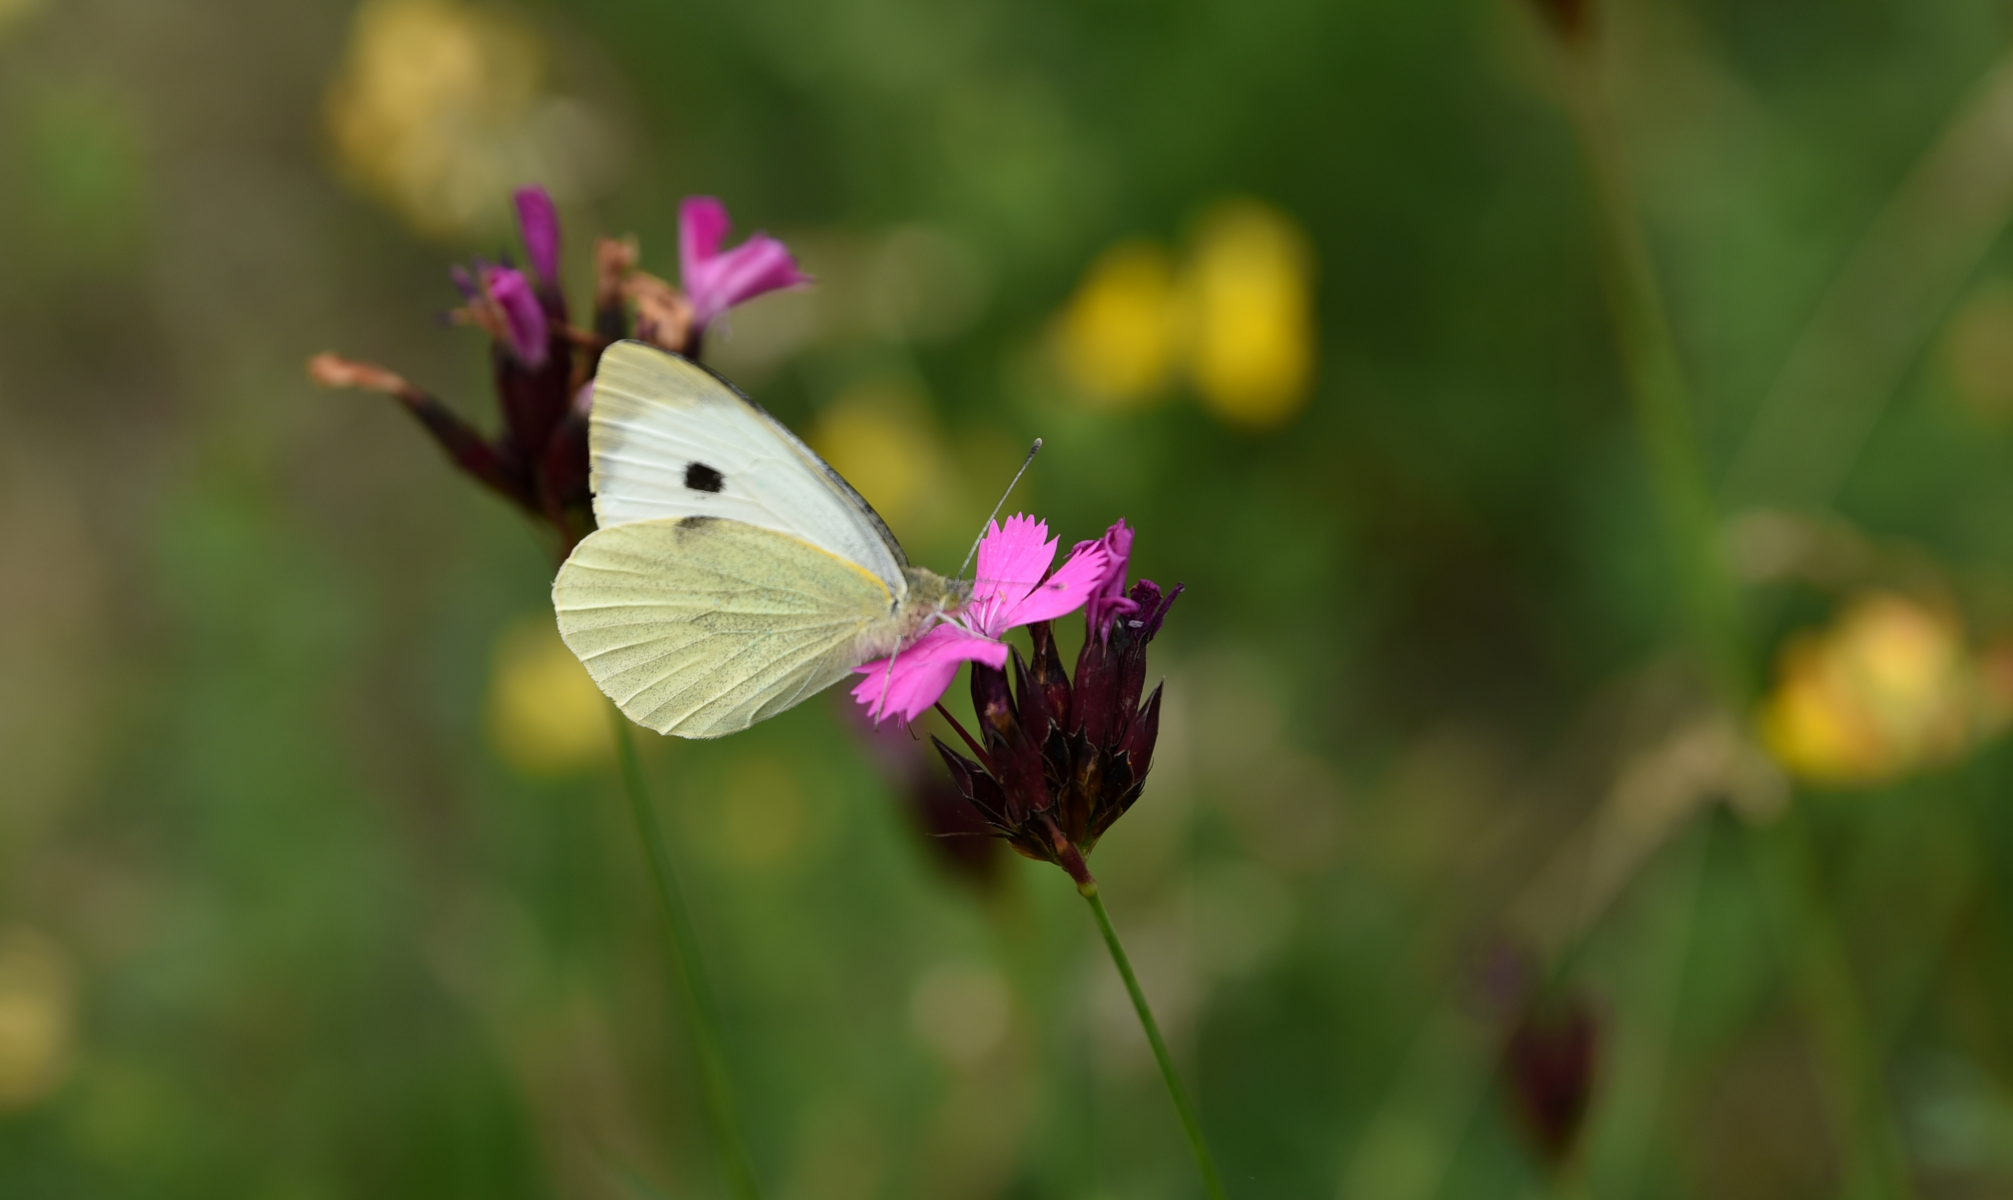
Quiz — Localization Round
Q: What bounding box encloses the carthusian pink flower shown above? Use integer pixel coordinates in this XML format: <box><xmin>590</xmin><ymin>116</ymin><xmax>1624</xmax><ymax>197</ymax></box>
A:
<box><xmin>849</xmin><ymin>515</ymin><xmax>1178</xmax><ymax>880</ymax></box>
<box><xmin>918</xmin><ymin>518</ymin><xmax>1180</xmax><ymax>882</ymax></box>
<box><xmin>852</xmin><ymin>514</ymin><xmax>1112</xmax><ymax>725</ymax></box>
<box><xmin>679</xmin><ymin>196</ymin><xmax>811</xmax><ymax>332</ymax></box>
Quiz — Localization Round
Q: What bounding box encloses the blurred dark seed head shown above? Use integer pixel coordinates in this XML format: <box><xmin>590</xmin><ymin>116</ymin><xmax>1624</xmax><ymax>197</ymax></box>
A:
<box><xmin>933</xmin><ymin>569</ymin><xmax>1180</xmax><ymax>885</ymax></box>
<box><xmin>1501</xmin><ymin>989</ymin><xmax>1600</xmax><ymax>1170</ymax></box>
<box><xmin>1526</xmin><ymin>0</ymin><xmax>1594</xmax><ymax>45</ymax></box>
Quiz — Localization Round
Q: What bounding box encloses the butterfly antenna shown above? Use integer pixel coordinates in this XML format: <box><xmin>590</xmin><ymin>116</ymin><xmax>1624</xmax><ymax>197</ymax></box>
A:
<box><xmin>958</xmin><ymin>438</ymin><xmax>1042</xmax><ymax>584</ymax></box>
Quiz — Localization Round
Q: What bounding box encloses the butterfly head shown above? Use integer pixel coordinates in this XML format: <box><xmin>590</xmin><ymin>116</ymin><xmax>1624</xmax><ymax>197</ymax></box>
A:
<box><xmin>900</xmin><ymin>567</ymin><xmax>972</xmax><ymax>632</ymax></box>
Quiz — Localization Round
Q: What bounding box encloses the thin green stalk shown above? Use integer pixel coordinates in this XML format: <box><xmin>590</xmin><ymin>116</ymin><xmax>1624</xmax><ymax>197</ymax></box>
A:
<box><xmin>610</xmin><ymin>706</ymin><xmax>764</xmax><ymax>1200</ymax></box>
<box><xmin>1080</xmin><ymin>881</ymin><xmax>1229</xmax><ymax>1200</ymax></box>
<box><xmin>1724</xmin><ymin>51</ymin><xmax>2013</xmax><ymax>514</ymax></box>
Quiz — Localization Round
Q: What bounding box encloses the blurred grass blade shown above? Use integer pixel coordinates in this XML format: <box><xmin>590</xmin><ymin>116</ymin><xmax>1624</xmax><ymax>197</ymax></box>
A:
<box><xmin>1725</xmin><ymin>53</ymin><xmax>2013</xmax><ymax>512</ymax></box>
<box><xmin>1336</xmin><ymin>1001</ymin><xmax>1490</xmax><ymax>1200</ymax></box>
<box><xmin>1560</xmin><ymin>48</ymin><xmax>1747</xmax><ymax>700</ymax></box>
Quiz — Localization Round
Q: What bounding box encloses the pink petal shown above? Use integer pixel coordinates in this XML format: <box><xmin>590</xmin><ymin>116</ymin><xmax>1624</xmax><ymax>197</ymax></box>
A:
<box><xmin>512</xmin><ymin>186</ymin><xmax>561</xmax><ymax>284</ymax></box>
<box><xmin>483</xmin><ymin>266</ymin><xmax>548</xmax><ymax>366</ymax></box>
<box><xmin>678</xmin><ymin>195</ymin><xmax>810</xmax><ymax>329</ymax></box>
<box><xmin>852</xmin><ymin>624</ymin><xmax>1007</xmax><ymax>724</ymax></box>
<box><xmin>999</xmin><ymin>540</ymin><xmax>1110</xmax><ymax>628</ymax></box>
<box><xmin>965</xmin><ymin>514</ymin><xmax>1057</xmax><ymax>637</ymax></box>
<box><xmin>679</xmin><ymin>196</ymin><xmax>730</xmax><ymax>274</ymax></box>
<box><xmin>689</xmin><ymin>236</ymin><xmax>810</xmax><ymax>326</ymax></box>
<box><xmin>1077</xmin><ymin>519</ymin><xmax>1140</xmax><ymax>639</ymax></box>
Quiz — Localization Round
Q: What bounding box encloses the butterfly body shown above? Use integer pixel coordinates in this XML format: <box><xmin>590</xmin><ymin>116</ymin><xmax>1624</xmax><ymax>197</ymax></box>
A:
<box><xmin>553</xmin><ymin>342</ymin><xmax>966</xmax><ymax>738</ymax></box>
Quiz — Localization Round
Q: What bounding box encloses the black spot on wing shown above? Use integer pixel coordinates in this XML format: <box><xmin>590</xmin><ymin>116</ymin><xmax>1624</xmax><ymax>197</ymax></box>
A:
<box><xmin>685</xmin><ymin>462</ymin><xmax>725</xmax><ymax>493</ymax></box>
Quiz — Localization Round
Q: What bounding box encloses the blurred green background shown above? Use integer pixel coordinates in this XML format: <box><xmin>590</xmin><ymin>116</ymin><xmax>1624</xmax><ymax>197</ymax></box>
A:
<box><xmin>11</xmin><ymin>0</ymin><xmax>2013</xmax><ymax>1195</ymax></box>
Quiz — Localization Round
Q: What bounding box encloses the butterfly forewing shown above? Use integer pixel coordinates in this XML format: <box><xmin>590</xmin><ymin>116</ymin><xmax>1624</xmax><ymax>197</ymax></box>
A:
<box><xmin>588</xmin><ymin>342</ymin><xmax>908</xmax><ymax>594</ymax></box>
<box><xmin>554</xmin><ymin>517</ymin><xmax>901</xmax><ymax>738</ymax></box>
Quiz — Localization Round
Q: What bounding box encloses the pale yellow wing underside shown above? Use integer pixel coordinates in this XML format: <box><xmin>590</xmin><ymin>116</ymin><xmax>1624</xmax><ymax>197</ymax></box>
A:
<box><xmin>553</xmin><ymin>517</ymin><xmax>897</xmax><ymax>739</ymax></box>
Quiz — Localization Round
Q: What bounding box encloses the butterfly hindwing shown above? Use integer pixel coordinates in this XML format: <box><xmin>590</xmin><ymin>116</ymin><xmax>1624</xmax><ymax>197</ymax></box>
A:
<box><xmin>554</xmin><ymin>517</ymin><xmax>900</xmax><ymax>738</ymax></box>
<box><xmin>588</xmin><ymin>341</ymin><xmax>908</xmax><ymax>594</ymax></box>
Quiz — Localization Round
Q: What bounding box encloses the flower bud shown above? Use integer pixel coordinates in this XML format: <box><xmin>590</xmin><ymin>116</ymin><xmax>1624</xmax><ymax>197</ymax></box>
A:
<box><xmin>1501</xmin><ymin>992</ymin><xmax>1599</xmax><ymax>1170</ymax></box>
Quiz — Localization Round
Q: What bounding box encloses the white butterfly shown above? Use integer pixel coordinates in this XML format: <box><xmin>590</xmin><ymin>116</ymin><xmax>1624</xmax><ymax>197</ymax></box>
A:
<box><xmin>552</xmin><ymin>341</ymin><xmax>968</xmax><ymax>738</ymax></box>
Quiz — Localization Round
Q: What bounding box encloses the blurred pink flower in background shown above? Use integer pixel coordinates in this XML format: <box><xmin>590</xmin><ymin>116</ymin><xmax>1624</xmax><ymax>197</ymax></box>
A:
<box><xmin>311</xmin><ymin>184</ymin><xmax>814</xmax><ymax>555</ymax></box>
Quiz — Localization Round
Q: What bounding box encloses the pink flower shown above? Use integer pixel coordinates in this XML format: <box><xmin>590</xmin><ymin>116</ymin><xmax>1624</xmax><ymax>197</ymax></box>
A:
<box><xmin>679</xmin><ymin>196</ymin><xmax>811</xmax><ymax>331</ymax></box>
<box><xmin>853</xmin><ymin>515</ymin><xmax>1112</xmax><ymax>724</ymax></box>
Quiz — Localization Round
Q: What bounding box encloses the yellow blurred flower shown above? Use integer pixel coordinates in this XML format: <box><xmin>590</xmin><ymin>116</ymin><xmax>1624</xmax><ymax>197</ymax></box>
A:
<box><xmin>1050</xmin><ymin>199</ymin><xmax>1316</xmax><ymax>428</ymax></box>
<box><xmin>1051</xmin><ymin>241</ymin><xmax>1181</xmax><ymax>407</ymax></box>
<box><xmin>0</xmin><ymin>925</ymin><xmax>75</xmax><ymax>1113</ymax></box>
<box><xmin>324</xmin><ymin>0</ymin><xmax>617</xmax><ymax>238</ymax></box>
<box><xmin>1183</xmin><ymin>200</ymin><xmax>1316</xmax><ymax>429</ymax></box>
<box><xmin>484</xmin><ymin>615</ymin><xmax>611</xmax><ymax>775</ymax></box>
<box><xmin>811</xmin><ymin>381</ymin><xmax>957</xmax><ymax>543</ymax></box>
<box><xmin>1759</xmin><ymin>592</ymin><xmax>1972</xmax><ymax>786</ymax></box>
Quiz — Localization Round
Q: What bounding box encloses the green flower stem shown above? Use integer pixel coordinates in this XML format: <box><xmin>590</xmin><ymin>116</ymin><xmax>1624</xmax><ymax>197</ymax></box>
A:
<box><xmin>1080</xmin><ymin>880</ymin><xmax>1230</xmax><ymax>1200</ymax></box>
<box><xmin>610</xmin><ymin>706</ymin><xmax>764</xmax><ymax>1200</ymax></box>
